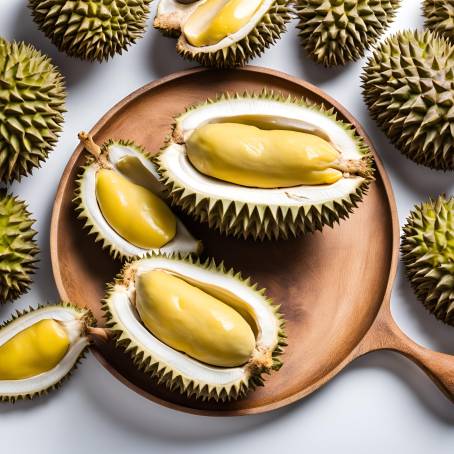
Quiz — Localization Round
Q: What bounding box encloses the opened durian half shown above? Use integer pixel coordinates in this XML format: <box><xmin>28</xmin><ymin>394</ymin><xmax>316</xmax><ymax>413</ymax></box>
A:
<box><xmin>156</xmin><ymin>91</ymin><xmax>373</xmax><ymax>240</ymax></box>
<box><xmin>154</xmin><ymin>0</ymin><xmax>292</xmax><ymax>67</ymax></box>
<box><xmin>75</xmin><ymin>133</ymin><xmax>201</xmax><ymax>260</ymax></box>
<box><xmin>104</xmin><ymin>255</ymin><xmax>285</xmax><ymax>401</ymax></box>
<box><xmin>0</xmin><ymin>304</ymin><xmax>94</xmax><ymax>402</ymax></box>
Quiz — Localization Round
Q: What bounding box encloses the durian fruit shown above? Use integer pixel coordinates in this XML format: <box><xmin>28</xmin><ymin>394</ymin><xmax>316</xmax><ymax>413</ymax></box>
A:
<box><xmin>362</xmin><ymin>30</ymin><xmax>454</xmax><ymax>171</ymax></box>
<box><xmin>423</xmin><ymin>0</ymin><xmax>454</xmax><ymax>43</ymax></box>
<box><xmin>104</xmin><ymin>255</ymin><xmax>285</xmax><ymax>401</ymax></box>
<box><xmin>28</xmin><ymin>0</ymin><xmax>151</xmax><ymax>62</ymax></box>
<box><xmin>295</xmin><ymin>0</ymin><xmax>401</xmax><ymax>66</ymax></box>
<box><xmin>156</xmin><ymin>91</ymin><xmax>373</xmax><ymax>240</ymax></box>
<box><xmin>75</xmin><ymin>132</ymin><xmax>202</xmax><ymax>260</ymax></box>
<box><xmin>0</xmin><ymin>304</ymin><xmax>94</xmax><ymax>402</ymax></box>
<box><xmin>401</xmin><ymin>195</ymin><xmax>454</xmax><ymax>325</ymax></box>
<box><xmin>0</xmin><ymin>38</ymin><xmax>66</xmax><ymax>183</ymax></box>
<box><xmin>154</xmin><ymin>0</ymin><xmax>292</xmax><ymax>68</ymax></box>
<box><xmin>0</xmin><ymin>191</ymin><xmax>39</xmax><ymax>304</ymax></box>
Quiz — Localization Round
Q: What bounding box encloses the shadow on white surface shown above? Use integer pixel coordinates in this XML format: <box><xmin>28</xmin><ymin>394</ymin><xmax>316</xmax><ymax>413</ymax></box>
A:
<box><xmin>10</xmin><ymin>3</ymin><xmax>97</xmax><ymax>87</ymax></box>
<box><xmin>346</xmin><ymin>351</ymin><xmax>454</xmax><ymax>425</ymax></box>
<box><xmin>148</xmin><ymin>28</ymin><xmax>195</xmax><ymax>78</ymax></box>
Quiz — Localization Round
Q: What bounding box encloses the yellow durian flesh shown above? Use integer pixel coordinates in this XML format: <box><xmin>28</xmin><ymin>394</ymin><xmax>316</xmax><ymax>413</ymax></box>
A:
<box><xmin>135</xmin><ymin>270</ymin><xmax>256</xmax><ymax>367</ymax></box>
<box><xmin>0</xmin><ymin>320</ymin><xmax>69</xmax><ymax>380</ymax></box>
<box><xmin>186</xmin><ymin>122</ymin><xmax>343</xmax><ymax>188</ymax></box>
<box><xmin>183</xmin><ymin>0</ymin><xmax>265</xmax><ymax>47</ymax></box>
<box><xmin>95</xmin><ymin>169</ymin><xmax>177</xmax><ymax>249</ymax></box>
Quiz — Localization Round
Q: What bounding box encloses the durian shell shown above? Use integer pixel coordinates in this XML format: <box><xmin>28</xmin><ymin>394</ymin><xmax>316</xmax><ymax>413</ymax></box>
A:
<box><xmin>296</xmin><ymin>0</ymin><xmax>401</xmax><ymax>66</ymax></box>
<box><xmin>156</xmin><ymin>91</ymin><xmax>373</xmax><ymax>241</ymax></box>
<box><xmin>0</xmin><ymin>191</ymin><xmax>39</xmax><ymax>304</ymax></box>
<box><xmin>103</xmin><ymin>255</ymin><xmax>286</xmax><ymax>401</ymax></box>
<box><xmin>0</xmin><ymin>304</ymin><xmax>94</xmax><ymax>402</ymax></box>
<box><xmin>362</xmin><ymin>29</ymin><xmax>454</xmax><ymax>171</ymax></box>
<box><xmin>401</xmin><ymin>195</ymin><xmax>454</xmax><ymax>326</ymax></box>
<box><xmin>423</xmin><ymin>0</ymin><xmax>454</xmax><ymax>44</ymax></box>
<box><xmin>0</xmin><ymin>39</ymin><xmax>66</xmax><ymax>183</ymax></box>
<box><xmin>74</xmin><ymin>139</ymin><xmax>202</xmax><ymax>260</ymax></box>
<box><xmin>28</xmin><ymin>0</ymin><xmax>151</xmax><ymax>61</ymax></box>
<box><xmin>156</xmin><ymin>0</ymin><xmax>292</xmax><ymax>68</ymax></box>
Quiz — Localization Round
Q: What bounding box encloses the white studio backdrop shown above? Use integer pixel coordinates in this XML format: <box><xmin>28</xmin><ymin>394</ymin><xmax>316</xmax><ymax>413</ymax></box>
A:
<box><xmin>0</xmin><ymin>1</ymin><xmax>453</xmax><ymax>453</ymax></box>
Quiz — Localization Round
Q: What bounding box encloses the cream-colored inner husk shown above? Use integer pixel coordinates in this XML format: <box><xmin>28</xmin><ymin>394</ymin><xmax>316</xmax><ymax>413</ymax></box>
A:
<box><xmin>0</xmin><ymin>307</ymin><xmax>88</xmax><ymax>397</ymax></box>
<box><xmin>81</xmin><ymin>144</ymin><xmax>199</xmax><ymax>258</ymax></box>
<box><xmin>162</xmin><ymin>97</ymin><xmax>366</xmax><ymax>207</ymax></box>
<box><xmin>109</xmin><ymin>256</ymin><xmax>280</xmax><ymax>386</ymax></box>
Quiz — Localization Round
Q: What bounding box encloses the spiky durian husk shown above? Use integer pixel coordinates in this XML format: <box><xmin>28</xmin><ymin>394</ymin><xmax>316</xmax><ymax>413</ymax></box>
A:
<box><xmin>103</xmin><ymin>255</ymin><xmax>286</xmax><ymax>401</ymax></box>
<box><xmin>362</xmin><ymin>30</ymin><xmax>454</xmax><ymax>171</ymax></box>
<box><xmin>0</xmin><ymin>39</ymin><xmax>66</xmax><ymax>183</ymax></box>
<box><xmin>156</xmin><ymin>91</ymin><xmax>373</xmax><ymax>241</ymax></box>
<box><xmin>73</xmin><ymin>139</ymin><xmax>148</xmax><ymax>260</ymax></box>
<box><xmin>401</xmin><ymin>195</ymin><xmax>454</xmax><ymax>326</ymax></box>
<box><xmin>0</xmin><ymin>191</ymin><xmax>39</xmax><ymax>304</ymax></box>
<box><xmin>296</xmin><ymin>0</ymin><xmax>401</xmax><ymax>66</ymax></box>
<box><xmin>423</xmin><ymin>0</ymin><xmax>454</xmax><ymax>43</ymax></box>
<box><xmin>176</xmin><ymin>0</ymin><xmax>292</xmax><ymax>68</ymax></box>
<box><xmin>0</xmin><ymin>303</ymin><xmax>95</xmax><ymax>403</ymax></box>
<box><xmin>28</xmin><ymin>0</ymin><xmax>151</xmax><ymax>62</ymax></box>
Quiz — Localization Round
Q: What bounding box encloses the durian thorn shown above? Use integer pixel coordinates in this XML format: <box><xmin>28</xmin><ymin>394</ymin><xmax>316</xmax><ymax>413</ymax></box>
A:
<box><xmin>333</xmin><ymin>158</ymin><xmax>372</xmax><ymax>178</ymax></box>
<box><xmin>78</xmin><ymin>131</ymin><xmax>110</xmax><ymax>168</ymax></box>
<box><xmin>87</xmin><ymin>326</ymin><xmax>111</xmax><ymax>343</ymax></box>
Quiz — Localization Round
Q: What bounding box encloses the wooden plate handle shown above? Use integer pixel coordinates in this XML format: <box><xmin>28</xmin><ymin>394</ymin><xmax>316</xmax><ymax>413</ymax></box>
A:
<box><xmin>355</xmin><ymin>304</ymin><xmax>454</xmax><ymax>403</ymax></box>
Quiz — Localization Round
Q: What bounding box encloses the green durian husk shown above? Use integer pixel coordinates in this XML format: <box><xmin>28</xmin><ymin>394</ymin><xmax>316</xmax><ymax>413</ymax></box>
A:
<box><xmin>423</xmin><ymin>0</ymin><xmax>454</xmax><ymax>44</ymax></box>
<box><xmin>28</xmin><ymin>0</ymin><xmax>151</xmax><ymax>62</ymax></box>
<box><xmin>296</xmin><ymin>0</ymin><xmax>401</xmax><ymax>66</ymax></box>
<box><xmin>0</xmin><ymin>191</ymin><xmax>39</xmax><ymax>304</ymax></box>
<box><xmin>401</xmin><ymin>195</ymin><xmax>454</xmax><ymax>326</ymax></box>
<box><xmin>362</xmin><ymin>29</ymin><xmax>454</xmax><ymax>171</ymax></box>
<box><xmin>0</xmin><ymin>38</ymin><xmax>66</xmax><ymax>183</ymax></box>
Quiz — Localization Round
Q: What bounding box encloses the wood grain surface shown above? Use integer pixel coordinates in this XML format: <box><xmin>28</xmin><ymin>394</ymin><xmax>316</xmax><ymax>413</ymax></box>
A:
<box><xmin>50</xmin><ymin>66</ymin><xmax>454</xmax><ymax>415</ymax></box>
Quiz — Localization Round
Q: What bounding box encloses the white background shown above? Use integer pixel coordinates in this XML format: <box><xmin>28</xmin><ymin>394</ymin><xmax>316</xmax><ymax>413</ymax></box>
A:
<box><xmin>1</xmin><ymin>0</ymin><xmax>454</xmax><ymax>452</ymax></box>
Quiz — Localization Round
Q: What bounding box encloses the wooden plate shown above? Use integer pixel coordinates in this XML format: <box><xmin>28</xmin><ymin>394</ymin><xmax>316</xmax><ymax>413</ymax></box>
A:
<box><xmin>51</xmin><ymin>66</ymin><xmax>454</xmax><ymax>415</ymax></box>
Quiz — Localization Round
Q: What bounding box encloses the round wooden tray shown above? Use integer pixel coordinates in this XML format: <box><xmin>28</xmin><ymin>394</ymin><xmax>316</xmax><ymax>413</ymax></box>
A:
<box><xmin>51</xmin><ymin>66</ymin><xmax>454</xmax><ymax>415</ymax></box>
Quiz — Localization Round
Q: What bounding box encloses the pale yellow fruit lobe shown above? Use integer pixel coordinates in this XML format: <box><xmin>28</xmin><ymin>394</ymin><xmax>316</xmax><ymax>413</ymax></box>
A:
<box><xmin>135</xmin><ymin>270</ymin><xmax>256</xmax><ymax>367</ymax></box>
<box><xmin>186</xmin><ymin>123</ymin><xmax>344</xmax><ymax>188</ymax></box>
<box><xmin>0</xmin><ymin>320</ymin><xmax>69</xmax><ymax>380</ymax></box>
<box><xmin>95</xmin><ymin>169</ymin><xmax>177</xmax><ymax>249</ymax></box>
<box><xmin>184</xmin><ymin>0</ymin><xmax>264</xmax><ymax>47</ymax></box>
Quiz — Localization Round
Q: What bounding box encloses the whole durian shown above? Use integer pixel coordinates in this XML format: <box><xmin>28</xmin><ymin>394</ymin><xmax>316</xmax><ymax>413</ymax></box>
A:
<box><xmin>362</xmin><ymin>30</ymin><xmax>454</xmax><ymax>171</ymax></box>
<box><xmin>28</xmin><ymin>0</ymin><xmax>151</xmax><ymax>62</ymax></box>
<box><xmin>0</xmin><ymin>38</ymin><xmax>66</xmax><ymax>183</ymax></box>
<box><xmin>401</xmin><ymin>195</ymin><xmax>453</xmax><ymax>325</ymax></box>
<box><xmin>295</xmin><ymin>0</ymin><xmax>401</xmax><ymax>66</ymax></box>
<box><xmin>423</xmin><ymin>0</ymin><xmax>454</xmax><ymax>43</ymax></box>
<box><xmin>0</xmin><ymin>191</ymin><xmax>39</xmax><ymax>304</ymax></box>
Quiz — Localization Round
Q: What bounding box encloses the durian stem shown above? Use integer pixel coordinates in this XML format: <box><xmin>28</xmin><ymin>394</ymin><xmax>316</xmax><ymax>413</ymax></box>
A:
<box><xmin>78</xmin><ymin>131</ymin><xmax>102</xmax><ymax>160</ymax></box>
<box><xmin>87</xmin><ymin>326</ymin><xmax>111</xmax><ymax>343</ymax></box>
<box><xmin>333</xmin><ymin>158</ymin><xmax>372</xmax><ymax>178</ymax></box>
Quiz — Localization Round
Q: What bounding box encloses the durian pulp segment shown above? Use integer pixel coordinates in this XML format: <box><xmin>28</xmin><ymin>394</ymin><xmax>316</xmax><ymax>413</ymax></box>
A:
<box><xmin>95</xmin><ymin>169</ymin><xmax>177</xmax><ymax>249</ymax></box>
<box><xmin>0</xmin><ymin>320</ymin><xmax>69</xmax><ymax>380</ymax></box>
<box><xmin>135</xmin><ymin>270</ymin><xmax>256</xmax><ymax>367</ymax></box>
<box><xmin>183</xmin><ymin>0</ymin><xmax>265</xmax><ymax>47</ymax></box>
<box><xmin>186</xmin><ymin>123</ymin><xmax>343</xmax><ymax>188</ymax></box>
